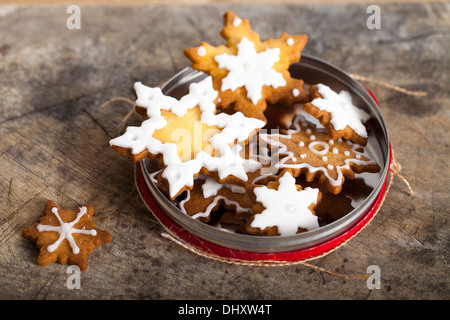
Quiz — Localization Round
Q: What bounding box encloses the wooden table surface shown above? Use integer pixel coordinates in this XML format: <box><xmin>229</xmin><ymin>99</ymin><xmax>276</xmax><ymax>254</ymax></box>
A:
<box><xmin>0</xmin><ymin>2</ymin><xmax>448</xmax><ymax>300</ymax></box>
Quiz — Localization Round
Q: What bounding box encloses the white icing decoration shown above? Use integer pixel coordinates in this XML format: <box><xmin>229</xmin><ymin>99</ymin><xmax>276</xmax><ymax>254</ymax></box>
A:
<box><xmin>322</xmin><ymin>156</ymin><xmax>328</xmax><ymax>162</ymax></box>
<box><xmin>287</xmin><ymin>38</ymin><xmax>294</xmax><ymax>46</ymax></box>
<box><xmin>37</xmin><ymin>207</ymin><xmax>97</xmax><ymax>255</ymax></box>
<box><xmin>327</xmin><ymin>164</ymin><xmax>334</xmax><ymax>170</ymax></box>
<box><xmin>312</xmin><ymin>84</ymin><xmax>371</xmax><ymax>138</ymax></box>
<box><xmin>233</xmin><ymin>17</ymin><xmax>242</xmax><ymax>27</ymax></box>
<box><xmin>308</xmin><ymin>141</ymin><xmax>329</xmax><ymax>155</ymax></box>
<box><xmin>149</xmin><ymin>168</ymin><xmax>162</xmax><ymax>184</ymax></box>
<box><xmin>214</xmin><ymin>37</ymin><xmax>286</xmax><ymax>105</ymax></box>
<box><xmin>332</xmin><ymin>148</ymin><xmax>339</xmax><ymax>154</ymax></box>
<box><xmin>300</xmin><ymin>154</ymin><xmax>307</xmax><ymax>158</ymax></box>
<box><xmin>109</xmin><ymin>76</ymin><xmax>265</xmax><ymax>198</ymax></box>
<box><xmin>197</xmin><ymin>46</ymin><xmax>206</xmax><ymax>56</ymax></box>
<box><xmin>250</xmin><ymin>171</ymin><xmax>320</xmax><ymax>236</ymax></box>
<box><xmin>292</xmin><ymin>88</ymin><xmax>299</xmax><ymax>97</ymax></box>
<box><xmin>296</xmin><ymin>107</ymin><xmax>324</xmax><ymax>128</ymax></box>
<box><xmin>329</xmin><ymin>139</ymin><xmax>334</xmax><ymax>145</ymax></box>
<box><xmin>201</xmin><ymin>175</ymin><xmax>245</xmax><ymax>198</ymax></box>
<box><xmin>179</xmin><ymin>175</ymin><xmax>251</xmax><ymax>221</ymax></box>
<box><xmin>310</xmin><ymin>135</ymin><xmax>316</xmax><ymax>141</ymax></box>
<box><xmin>259</xmin><ymin>115</ymin><xmax>378</xmax><ymax>188</ymax></box>
<box><xmin>299</xmin><ymin>141</ymin><xmax>305</xmax><ymax>147</ymax></box>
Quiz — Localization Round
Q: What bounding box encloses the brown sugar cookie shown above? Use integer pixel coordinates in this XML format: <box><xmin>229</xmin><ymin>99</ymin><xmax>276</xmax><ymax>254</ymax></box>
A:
<box><xmin>260</xmin><ymin>114</ymin><xmax>381</xmax><ymax>195</ymax></box>
<box><xmin>245</xmin><ymin>171</ymin><xmax>321</xmax><ymax>236</ymax></box>
<box><xmin>184</xmin><ymin>11</ymin><xmax>309</xmax><ymax>122</ymax></box>
<box><xmin>22</xmin><ymin>200</ymin><xmax>112</xmax><ymax>271</ymax></box>
<box><xmin>303</xmin><ymin>84</ymin><xmax>371</xmax><ymax>146</ymax></box>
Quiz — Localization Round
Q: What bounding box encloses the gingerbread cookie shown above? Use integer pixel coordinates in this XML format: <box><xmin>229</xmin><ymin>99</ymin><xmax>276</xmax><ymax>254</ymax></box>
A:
<box><xmin>184</xmin><ymin>11</ymin><xmax>309</xmax><ymax>121</ymax></box>
<box><xmin>22</xmin><ymin>200</ymin><xmax>112</xmax><ymax>271</ymax></box>
<box><xmin>215</xmin><ymin>210</ymin><xmax>248</xmax><ymax>234</ymax></box>
<box><xmin>245</xmin><ymin>171</ymin><xmax>321</xmax><ymax>236</ymax></box>
<box><xmin>303</xmin><ymin>84</ymin><xmax>371</xmax><ymax>145</ymax></box>
<box><xmin>178</xmin><ymin>174</ymin><xmax>254</xmax><ymax>223</ymax></box>
<box><xmin>295</xmin><ymin>176</ymin><xmax>355</xmax><ymax>225</ymax></box>
<box><xmin>260</xmin><ymin>114</ymin><xmax>380</xmax><ymax>194</ymax></box>
<box><xmin>109</xmin><ymin>76</ymin><xmax>265</xmax><ymax>199</ymax></box>
<box><xmin>174</xmin><ymin>139</ymin><xmax>281</xmax><ymax>223</ymax></box>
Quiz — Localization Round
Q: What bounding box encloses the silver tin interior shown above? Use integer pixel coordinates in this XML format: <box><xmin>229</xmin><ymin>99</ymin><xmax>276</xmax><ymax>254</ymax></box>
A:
<box><xmin>139</xmin><ymin>54</ymin><xmax>390</xmax><ymax>253</ymax></box>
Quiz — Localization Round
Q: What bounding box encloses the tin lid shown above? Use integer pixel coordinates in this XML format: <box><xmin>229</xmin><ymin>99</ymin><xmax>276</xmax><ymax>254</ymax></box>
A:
<box><xmin>139</xmin><ymin>54</ymin><xmax>390</xmax><ymax>254</ymax></box>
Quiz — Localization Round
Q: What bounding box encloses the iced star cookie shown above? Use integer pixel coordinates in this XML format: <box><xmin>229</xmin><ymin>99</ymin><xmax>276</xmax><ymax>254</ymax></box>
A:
<box><xmin>184</xmin><ymin>11</ymin><xmax>309</xmax><ymax>121</ymax></box>
<box><xmin>303</xmin><ymin>84</ymin><xmax>371</xmax><ymax>146</ymax></box>
<box><xmin>109</xmin><ymin>76</ymin><xmax>265</xmax><ymax>199</ymax></box>
<box><xmin>245</xmin><ymin>171</ymin><xmax>321</xmax><ymax>236</ymax></box>
<box><xmin>178</xmin><ymin>174</ymin><xmax>254</xmax><ymax>223</ymax></box>
<box><xmin>260</xmin><ymin>114</ymin><xmax>381</xmax><ymax>194</ymax></box>
<box><xmin>295</xmin><ymin>176</ymin><xmax>355</xmax><ymax>225</ymax></box>
<box><xmin>22</xmin><ymin>200</ymin><xmax>112</xmax><ymax>271</ymax></box>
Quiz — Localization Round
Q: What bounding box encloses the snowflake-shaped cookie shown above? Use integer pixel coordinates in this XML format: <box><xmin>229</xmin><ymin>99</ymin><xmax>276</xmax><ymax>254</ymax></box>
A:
<box><xmin>184</xmin><ymin>11</ymin><xmax>309</xmax><ymax>121</ymax></box>
<box><xmin>260</xmin><ymin>114</ymin><xmax>381</xmax><ymax>194</ymax></box>
<box><xmin>246</xmin><ymin>171</ymin><xmax>321</xmax><ymax>236</ymax></box>
<box><xmin>22</xmin><ymin>200</ymin><xmax>112</xmax><ymax>271</ymax></box>
<box><xmin>110</xmin><ymin>76</ymin><xmax>265</xmax><ymax>199</ymax></box>
<box><xmin>304</xmin><ymin>84</ymin><xmax>371</xmax><ymax>145</ymax></box>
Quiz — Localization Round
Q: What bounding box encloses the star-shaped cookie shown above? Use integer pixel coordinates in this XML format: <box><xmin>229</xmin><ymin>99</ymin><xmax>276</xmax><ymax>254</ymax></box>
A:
<box><xmin>260</xmin><ymin>114</ymin><xmax>381</xmax><ymax>194</ymax></box>
<box><xmin>110</xmin><ymin>76</ymin><xmax>265</xmax><ymax>199</ymax></box>
<box><xmin>178</xmin><ymin>174</ymin><xmax>254</xmax><ymax>223</ymax></box>
<box><xmin>303</xmin><ymin>84</ymin><xmax>371</xmax><ymax>145</ymax></box>
<box><xmin>22</xmin><ymin>200</ymin><xmax>112</xmax><ymax>271</ymax></box>
<box><xmin>184</xmin><ymin>11</ymin><xmax>309</xmax><ymax>121</ymax></box>
<box><xmin>246</xmin><ymin>171</ymin><xmax>321</xmax><ymax>236</ymax></box>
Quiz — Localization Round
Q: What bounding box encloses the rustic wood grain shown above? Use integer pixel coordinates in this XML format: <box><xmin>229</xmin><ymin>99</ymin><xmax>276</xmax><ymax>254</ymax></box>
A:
<box><xmin>0</xmin><ymin>2</ymin><xmax>448</xmax><ymax>300</ymax></box>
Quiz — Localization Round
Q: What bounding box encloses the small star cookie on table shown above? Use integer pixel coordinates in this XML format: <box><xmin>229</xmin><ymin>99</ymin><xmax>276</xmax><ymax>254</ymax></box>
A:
<box><xmin>184</xmin><ymin>11</ymin><xmax>309</xmax><ymax>122</ymax></box>
<box><xmin>109</xmin><ymin>76</ymin><xmax>265</xmax><ymax>199</ymax></box>
<box><xmin>22</xmin><ymin>200</ymin><xmax>112</xmax><ymax>271</ymax></box>
<box><xmin>260</xmin><ymin>114</ymin><xmax>380</xmax><ymax>194</ymax></box>
<box><xmin>303</xmin><ymin>84</ymin><xmax>371</xmax><ymax>146</ymax></box>
<box><xmin>245</xmin><ymin>171</ymin><xmax>321</xmax><ymax>236</ymax></box>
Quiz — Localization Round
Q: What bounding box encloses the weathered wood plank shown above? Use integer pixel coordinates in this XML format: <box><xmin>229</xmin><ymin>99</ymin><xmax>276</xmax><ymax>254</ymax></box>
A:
<box><xmin>0</xmin><ymin>2</ymin><xmax>448</xmax><ymax>300</ymax></box>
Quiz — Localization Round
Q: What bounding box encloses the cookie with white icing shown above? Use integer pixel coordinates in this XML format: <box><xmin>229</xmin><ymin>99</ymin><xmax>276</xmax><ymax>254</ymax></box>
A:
<box><xmin>109</xmin><ymin>76</ymin><xmax>265</xmax><ymax>199</ymax></box>
<box><xmin>22</xmin><ymin>200</ymin><xmax>112</xmax><ymax>271</ymax></box>
<box><xmin>246</xmin><ymin>171</ymin><xmax>321</xmax><ymax>236</ymax></box>
<box><xmin>303</xmin><ymin>84</ymin><xmax>371</xmax><ymax>146</ymax></box>
<box><xmin>178</xmin><ymin>174</ymin><xmax>254</xmax><ymax>223</ymax></box>
<box><xmin>260</xmin><ymin>114</ymin><xmax>381</xmax><ymax>194</ymax></box>
<box><xmin>184</xmin><ymin>11</ymin><xmax>309</xmax><ymax>122</ymax></box>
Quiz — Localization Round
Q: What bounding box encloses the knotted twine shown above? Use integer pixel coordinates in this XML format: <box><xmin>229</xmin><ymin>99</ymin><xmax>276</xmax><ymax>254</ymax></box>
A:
<box><xmin>103</xmin><ymin>75</ymin><xmax>417</xmax><ymax>279</ymax></box>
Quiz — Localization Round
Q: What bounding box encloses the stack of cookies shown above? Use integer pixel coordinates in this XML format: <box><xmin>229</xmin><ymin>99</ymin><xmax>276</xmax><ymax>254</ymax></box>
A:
<box><xmin>110</xmin><ymin>11</ymin><xmax>381</xmax><ymax>237</ymax></box>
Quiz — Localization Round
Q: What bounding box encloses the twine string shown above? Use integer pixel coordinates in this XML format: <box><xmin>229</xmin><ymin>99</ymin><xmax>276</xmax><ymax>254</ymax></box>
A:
<box><xmin>349</xmin><ymin>73</ymin><xmax>427</xmax><ymax>97</ymax></box>
<box><xmin>388</xmin><ymin>148</ymin><xmax>414</xmax><ymax>197</ymax></box>
<box><xmin>100</xmin><ymin>97</ymin><xmax>136</xmax><ymax>135</ymax></box>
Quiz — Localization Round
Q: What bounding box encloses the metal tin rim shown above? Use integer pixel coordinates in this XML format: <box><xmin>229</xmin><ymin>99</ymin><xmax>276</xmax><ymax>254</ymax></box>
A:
<box><xmin>139</xmin><ymin>54</ymin><xmax>391</xmax><ymax>254</ymax></box>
